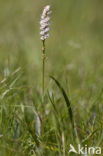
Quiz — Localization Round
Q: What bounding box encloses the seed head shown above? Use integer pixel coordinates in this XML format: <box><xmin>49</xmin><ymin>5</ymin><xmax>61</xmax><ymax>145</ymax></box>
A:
<box><xmin>40</xmin><ymin>5</ymin><xmax>51</xmax><ymax>41</ymax></box>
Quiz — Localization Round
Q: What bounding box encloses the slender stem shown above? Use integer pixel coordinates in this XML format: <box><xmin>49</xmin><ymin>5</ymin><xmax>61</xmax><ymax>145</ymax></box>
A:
<box><xmin>42</xmin><ymin>40</ymin><xmax>45</xmax><ymax>96</ymax></box>
<box><xmin>41</xmin><ymin>40</ymin><xmax>46</xmax><ymax>137</ymax></box>
<box><xmin>42</xmin><ymin>40</ymin><xmax>46</xmax><ymax>120</ymax></box>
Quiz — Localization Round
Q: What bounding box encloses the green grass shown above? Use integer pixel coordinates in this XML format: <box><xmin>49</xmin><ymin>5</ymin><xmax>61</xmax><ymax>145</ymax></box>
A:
<box><xmin>0</xmin><ymin>0</ymin><xmax>103</xmax><ymax>155</ymax></box>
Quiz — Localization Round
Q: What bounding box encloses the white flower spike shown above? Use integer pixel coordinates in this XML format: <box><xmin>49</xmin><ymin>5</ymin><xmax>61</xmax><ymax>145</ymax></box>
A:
<box><xmin>40</xmin><ymin>5</ymin><xmax>51</xmax><ymax>41</ymax></box>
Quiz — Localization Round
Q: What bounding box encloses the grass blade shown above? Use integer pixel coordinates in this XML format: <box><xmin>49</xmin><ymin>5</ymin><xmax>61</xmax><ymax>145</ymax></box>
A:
<box><xmin>50</xmin><ymin>76</ymin><xmax>74</xmax><ymax>129</ymax></box>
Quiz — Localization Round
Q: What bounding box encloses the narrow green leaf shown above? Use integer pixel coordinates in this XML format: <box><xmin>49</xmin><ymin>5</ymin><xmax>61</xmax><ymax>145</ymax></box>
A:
<box><xmin>50</xmin><ymin>76</ymin><xmax>74</xmax><ymax>129</ymax></box>
<box><xmin>82</xmin><ymin>129</ymin><xmax>98</xmax><ymax>144</ymax></box>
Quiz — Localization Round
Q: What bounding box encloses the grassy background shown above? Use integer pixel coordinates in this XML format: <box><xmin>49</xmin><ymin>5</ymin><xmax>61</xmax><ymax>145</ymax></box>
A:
<box><xmin>0</xmin><ymin>0</ymin><xmax>103</xmax><ymax>155</ymax></box>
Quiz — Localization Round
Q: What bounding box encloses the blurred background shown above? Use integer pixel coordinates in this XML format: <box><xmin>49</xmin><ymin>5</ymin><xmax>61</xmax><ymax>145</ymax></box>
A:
<box><xmin>0</xmin><ymin>0</ymin><xmax>103</xmax><ymax>155</ymax></box>
<box><xmin>0</xmin><ymin>0</ymin><xmax>103</xmax><ymax>87</ymax></box>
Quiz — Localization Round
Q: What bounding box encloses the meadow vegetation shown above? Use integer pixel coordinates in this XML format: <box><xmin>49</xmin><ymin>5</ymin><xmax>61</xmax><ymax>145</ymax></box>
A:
<box><xmin>0</xmin><ymin>0</ymin><xmax>103</xmax><ymax>155</ymax></box>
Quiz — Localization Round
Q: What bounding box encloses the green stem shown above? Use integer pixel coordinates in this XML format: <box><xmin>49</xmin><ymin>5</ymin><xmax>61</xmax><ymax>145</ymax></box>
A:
<box><xmin>42</xmin><ymin>40</ymin><xmax>45</xmax><ymax>96</ymax></box>
<box><xmin>42</xmin><ymin>40</ymin><xmax>45</xmax><ymax>119</ymax></box>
